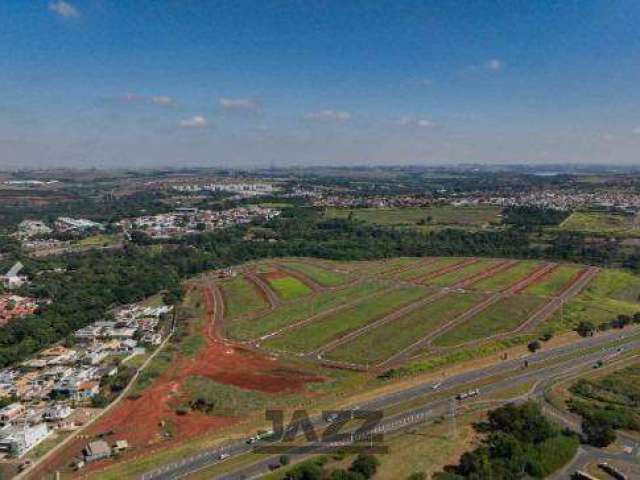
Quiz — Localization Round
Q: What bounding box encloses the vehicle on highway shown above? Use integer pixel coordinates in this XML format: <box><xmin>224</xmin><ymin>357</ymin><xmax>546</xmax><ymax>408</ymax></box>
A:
<box><xmin>598</xmin><ymin>462</ymin><xmax>628</xmax><ymax>480</ymax></box>
<box><xmin>455</xmin><ymin>388</ymin><xmax>480</xmax><ymax>400</ymax></box>
<box><xmin>432</xmin><ymin>382</ymin><xmax>441</xmax><ymax>390</ymax></box>
<box><xmin>218</xmin><ymin>453</ymin><xmax>230</xmax><ymax>461</ymax></box>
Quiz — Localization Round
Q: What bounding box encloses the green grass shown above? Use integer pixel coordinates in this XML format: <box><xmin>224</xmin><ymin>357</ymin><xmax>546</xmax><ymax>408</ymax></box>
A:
<box><xmin>264</xmin><ymin>285</ymin><xmax>430</xmax><ymax>353</ymax></box>
<box><xmin>325</xmin><ymin>205</ymin><xmax>502</xmax><ymax>227</ymax></box>
<box><xmin>325</xmin><ymin>292</ymin><xmax>484</xmax><ymax>364</ymax></box>
<box><xmin>433</xmin><ymin>294</ymin><xmax>546</xmax><ymax>347</ymax></box>
<box><xmin>471</xmin><ymin>260</ymin><xmax>542</xmax><ymax>292</ymax></box>
<box><xmin>76</xmin><ymin>233</ymin><xmax>120</xmax><ymax>247</ymax></box>
<box><xmin>559</xmin><ymin>211</ymin><xmax>639</xmax><ymax>235</ymax></box>
<box><xmin>524</xmin><ymin>265</ymin><xmax>583</xmax><ymax>296</ymax></box>
<box><xmin>277</xmin><ymin>261</ymin><xmax>347</xmax><ymax>286</ymax></box>
<box><xmin>182</xmin><ymin>376</ymin><xmax>300</xmax><ymax>416</ymax></box>
<box><xmin>221</xmin><ymin>276</ymin><xmax>268</xmax><ymax>318</ymax></box>
<box><xmin>224</xmin><ymin>281</ymin><xmax>385</xmax><ymax>340</ymax></box>
<box><xmin>389</xmin><ymin>257</ymin><xmax>460</xmax><ymax>280</ymax></box>
<box><xmin>264</xmin><ymin>275</ymin><xmax>312</xmax><ymax>300</ymax></box>
<box><xmin>425</xmin><ymin>259</ymin><xmax>498</xmax><ymax>287</ymax></box>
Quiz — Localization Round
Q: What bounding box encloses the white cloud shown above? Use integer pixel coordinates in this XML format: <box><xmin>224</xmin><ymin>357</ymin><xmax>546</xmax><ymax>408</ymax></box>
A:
<box><xmin>49</xmin><ymin>1</ymin><xmax>79</xmax><ymax>18</ymax></box>
<box><xmin>305</xmin><ymin>110</ymin><xmax>352</xmax><ymax>122</ymax></box>
<box><xmin>399</xmin><ymin>116</ymin><xmax>436</xmax><ymax>128</ymax></box>
<box><xmin>633</xmin><ymin>126</ymin><xmax>640</xmax><ymax>135</ymax></box>
<box><xmin>485</xmin><ymin>58</ymin><xmax>503</xmax><ymax>71</ymax></box>
<box><xmin>152</xmin><ymin>96</ymin><xmax>175</xmax><ymax>107</ymax></box>
<box><xmin>219</xmin><ymin>97</ymin><xmax>258</xmax><ymax>111</ymax></box>
<box><xmin>179</xmin><ymin>116</ymin><xmax>208</xmax><ymax>129</ymax></box>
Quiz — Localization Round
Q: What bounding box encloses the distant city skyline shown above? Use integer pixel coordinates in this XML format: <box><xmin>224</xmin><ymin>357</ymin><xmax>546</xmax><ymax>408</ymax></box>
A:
<box><xmin>1</xmin><ymin>1</ymin><xmax>639</xmax><ymax>168</ymax></box>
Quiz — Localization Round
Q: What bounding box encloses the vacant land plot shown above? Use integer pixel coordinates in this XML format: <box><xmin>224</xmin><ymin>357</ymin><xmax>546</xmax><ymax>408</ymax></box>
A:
<box><xmin>342</xmin><ymin>257</ymin><xmax>423</xmax><ymax>276</ymax></box>
<box><xmin>325</xmin><ymin>205</ymin><xmax>501</xmax><ymax>228</ymax></box>
<box><xmin>224</xmin><ymin>281</ymin><xmax>384</xmax><ymax>340</ymax></box>
<box><xmin>559</xmin><ymin>211</ymin><xmax>639</xmax><ymax>235</ymax></box>
<box><xmin>390</xmin><ymin>257</ymin><xmax>460</xmax><ymax>281</ymax></box>
<box><xmin>277</xmin><ymin>261</ymin><xmax>347</xmax><ymax>286</ymax></box>
<box><xmin>220</xmin><ymin>276</ymin><xmax>269</xmax><ymax>319</ymax></box>
<box><xmin>425</xmin><ymin>259</ymin><xmax>498</xmax><ymax>287</ymax></box>
<box><xmin>434</xmin><ymin>294</ymin><xmax>547</xmax><ymax>347</ymax></box>
<box><xmin>262</xmin><ymin>272</ymin><xmax>312</xmax><ymax>300</ymax></box>
<box><xmin>325</xmin><ymin>292</ymin><xmax>484</xmax><ymax>364</ymax></box>
<box><xmin>524</xmin><ymin>265</ymin><xmax>583</xmax><ymax>296</ymax></box>
<box><xmin>471</xmin><ymin>261</ymin><xmax>541</xmax><ymax>292</ymax></box>
<box><xmin>182</xmin><ymin>376</ymin><xmax>300</xmax><ymax>416</ymax></box>
<box><xmin>264</xmin><ymin>285</ymin><xmax>430</xmax><ymax>353</ymax></box>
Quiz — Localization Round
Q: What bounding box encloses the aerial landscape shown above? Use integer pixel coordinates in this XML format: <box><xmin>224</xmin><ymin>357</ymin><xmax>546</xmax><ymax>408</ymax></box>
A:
<box><xmin>1</xmin><ymin>2</ymin><xmax>640</xmax><ymax>480</ymax></box>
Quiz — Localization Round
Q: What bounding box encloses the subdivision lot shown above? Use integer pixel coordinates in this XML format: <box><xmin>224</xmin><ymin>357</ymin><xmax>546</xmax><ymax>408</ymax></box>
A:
<box><xmin>325</xmin><ymin>205</ymin><xmax>502</xmax><ymax>227</ymax></box>
<box><xmin>263</xmin><ymin>285</ymin><xmax>430</xmax><ymax>353</ymax></box>
<box><xmin>424</xmin><ymin>258</ymin><xmax>499</xmax><ymax>287</ymax></box>
<box><xmin>220</xmin><ymin>276</ymin><xmax>269</xmax><ymax>319</ymax></box>
<box><xmin>390</xmin><ymin>257</ymin><xmax>460</xmax><ymax>281</ymax></box>
<box><xmin>559</xmin><ymin>211</ymin><xmax>640</xmax><ymax>235</ymax></box>
<box><xmin>224</xmin><ymin>281</ymin><xmax>385</xmax><ymax>341</ymax></box>
<box><xmin>261</xmin><ymin>271</ymin><xmax>312</xmax><ymax>300</ymax></box>
<box><xmin>471</xmin><ymin>260</ymin><xmax>541</xmax><ymax>292</ymax></box>
<box><xmin>276</xmin><ymin>261</ymin><xmax>348</xmax><ymax>286</ymax></box>
<box><xmin>523</xmin><ymin>264</ymin><xmax>583</xmax><ymax>296</ymax></box>
<box><xmin>325</xmin><ymin>292</ymin><xmax>485</xmax><ymax>364</ymax></box>
<box><xmin>433</xmin><ymin>294</ymin><xmax>547</xmax><ymax>347</ymax></box>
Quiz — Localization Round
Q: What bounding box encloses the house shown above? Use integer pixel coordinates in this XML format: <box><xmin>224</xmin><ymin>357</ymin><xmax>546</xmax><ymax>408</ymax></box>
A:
<box><xmin>43</xmin><ymin>404</ymin><xmax>72</xmax><ymax>421</ymax></box>
<box><xmin>0</xmin><ymin>403</ymin><xmax>25</xmax><ymax>425</ymax></box>
<box><xmin>2</xmin><ymin>262</ymin><xmax>28</xmax><ymax>290</ymax></box>
<box><xmin>17</xmin><ymin>220</ymin><xmax>51</xmax><ymax>238</ymax></box>
<box><xmin>0</xmin><ymin>422</ymin><xmax>50</xmax><ymax>456</ymax></box>
<box><xmin>84</xmin><ymin>439</ymin><xmax>111</xmax><ymax>462</ymax></box>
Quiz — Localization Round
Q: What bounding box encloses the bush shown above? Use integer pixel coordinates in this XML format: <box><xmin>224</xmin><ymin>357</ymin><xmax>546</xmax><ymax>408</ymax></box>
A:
<box><xmin>528</xmin><ymin>340</ymin><xmax>541</xmax><ymax>353</ymax></box>
<box><xmin>349</xmin><ymin>454</ymin><xmax>379</xmax><ymax>479</ymax></box>
<box><xmin>280</xmin><ymin>455</ymin><xmax>290</xmax><ymax>466</ymax></box>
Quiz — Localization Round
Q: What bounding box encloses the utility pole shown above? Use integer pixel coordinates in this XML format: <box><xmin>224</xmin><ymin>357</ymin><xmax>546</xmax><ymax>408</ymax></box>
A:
<box><xmin>449</xmin><ymin>397</ymin><xmax>457</xmax><ymax>440</ymax></box>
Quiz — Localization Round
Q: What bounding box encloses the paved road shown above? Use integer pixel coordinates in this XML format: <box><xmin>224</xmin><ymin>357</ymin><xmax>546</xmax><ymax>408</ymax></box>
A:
<box><xmin>139</xmin><ymin>328</ymin><xmax>640</xmax><ymax>480</ymax></box>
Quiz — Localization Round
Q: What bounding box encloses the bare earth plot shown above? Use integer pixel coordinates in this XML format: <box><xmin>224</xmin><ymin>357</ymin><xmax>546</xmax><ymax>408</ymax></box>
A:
<box><xmin>224</xmin><ymin>281</ymin><xmax>384</xmax><ymax>341</ymax></box>
<box><xmin>341</xmin><ymin>257</ymin><xmax>424</xmax><ymax>277</ymax></box>
<box><xmin>523</xmin><ymin>265</ymin><xmax>584</xmax><ymax>297</ymax></box>
<box><xmin>324</xmin><ymin>292</ymin><xmax>485</xmax><ymax>365</ymax></box>
<box><xmin>424</xmin><ymin>259</ymin><xmax>501</xmax><ymax>287</ymax></box>
<box><xmin>275</xmin><ymin>260</ymin><xmax>348</xmax><ymax>287</ymax></box>
<box><xmin>432</xmin><ymin>294</ymin><xmax>547</xmax><ymax>347</ymax></box>
<box><xmin>470</xmin><ymin>260</ymin><xmax>542</xmax><ymax>292</ymax></box>
<box><xmin>219</xmin><ymin>276</ymin><xmax>269</xmax><ymax>319</ymax></box>
<box><xmin>263</xmin><ymin>285</ymin><xmax>430</xmax><ymax>353</ymax></box>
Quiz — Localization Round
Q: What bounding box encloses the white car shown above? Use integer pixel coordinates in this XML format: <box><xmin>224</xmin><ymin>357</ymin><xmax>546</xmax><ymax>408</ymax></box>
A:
<box><xmin>432</xmin><ymin>383</ymin><xmax>441</xmax><ymax>390</ymax></box>
<box><xmin>218</xmin><ymin>453</ymin><xmax>230</xmax><ymax>460</ymax></box>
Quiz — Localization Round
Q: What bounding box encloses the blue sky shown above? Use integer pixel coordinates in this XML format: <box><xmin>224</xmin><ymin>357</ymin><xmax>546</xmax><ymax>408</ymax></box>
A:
<box><xmin>1</xmin><ymin>1</ymin><xmax>639</xmax><ymax>169</ymax></box>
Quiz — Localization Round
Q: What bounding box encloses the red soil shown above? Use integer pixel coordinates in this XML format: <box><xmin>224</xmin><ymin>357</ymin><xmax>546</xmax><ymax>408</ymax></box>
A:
<box><xmin>37</xmin><ymin>281</ymin><xmax>322</xmax><ymax>478</ymax></box>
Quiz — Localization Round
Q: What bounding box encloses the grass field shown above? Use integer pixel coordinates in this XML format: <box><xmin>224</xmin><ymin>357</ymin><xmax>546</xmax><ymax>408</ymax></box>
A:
<box><xmin>224</xmin><ymin>281</ymin><xmax>385</xmax><ymax>340</ymax></box>
<box><xmin>471</xmin><ymin>261</ymin><xmax>541</xmax><ymax>292</ymax></box>
<box><xmin>542</xmin><ymin>269</ymin><xmax>640</xmax><ymax>332</ymax></box>
<box><xmin>263</xmin><ymin>273</ymin><xmax>312</xmax><ymax>300</ymax></box>
<box><xmin>325</xmin><ymin>292</ymin><xmax>484</xmax><ymax>364</ymax></box>
<box><xmin>523</xmin><ymin>265</ymin><xmax>583</xmax><ymax>296</ymax></box>
<box><xmin>433</xmin><ymin>294</ymin><xmax>546</xmax><ymax>347</ymax></box>
<box><xmin>325</xmin><ymin>205</ymin><xmax>502</xmax><ymax>228</ymax></box>
<box><xmin>559</xmin><ymin>211</ymin><xmax>639</xmax><ymax>235</ymax></box>
<box><xmin>390</xmin><ymin>257</ymin><xmax>461</xmax><ymax>281</ymax></box>
<box><xmin>424</xmin><ymin>259</ymin><xmax>499</xmax><ymax>287</ymax></box>
<box><xmin>277</xmin><ymin>261</ymin><xmax>347</xmax><ymax>286</ymax></box>
<box><xmin>220</xmin><ymin>276</ymin><xmax>269</xmax><ymax>318</ymax></box>
<box><xmin>263</xmin><ymin>285</ymin><xmax>430</xmax><ymax>353</ymax></box>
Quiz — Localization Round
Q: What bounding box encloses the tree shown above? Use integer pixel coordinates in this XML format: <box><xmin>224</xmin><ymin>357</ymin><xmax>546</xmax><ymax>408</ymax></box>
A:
<box><xmin>349</xmin><ymin>454</ymin><xmax>379</xmax><ymax>479</ymax></box>
<box><xmin>528</xmin><ymin>340</ymin><xmax>541</xmax><ymax>353</ymax></box>
<box><xmin>407</xmin><ymin>472</ymin><xmax>427</xmax><ymax>480</ymax></box>
<box><xmin>279</xmin><ymin>455</ymin><xmax>290</xmax><ymax>466</ymax></box>
<box><xmin>576</xmin><ymin>321</ymin><xmax>596</xmax><ymax>337</ymax></box>
<box><xmin>539</xmin><ymin>330</ymin><xmax>553</xmax><ymax>342</ymax></box>
<box><xmin>583</xmin><ymin>418</ymin><xmax>616</xmax><ymax>447</ymax></box>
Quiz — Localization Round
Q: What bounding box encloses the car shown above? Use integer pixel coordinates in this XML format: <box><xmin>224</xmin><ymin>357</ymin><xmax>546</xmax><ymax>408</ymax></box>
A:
<box><xmin>218</xmin><ymin>453</ymin><xmax>230</xmax><ymax>460</ymax></box>
<box><xmin>432</xmin><ymin>383</ymin><xmax>441</xmax><ymax>390</ymax></box>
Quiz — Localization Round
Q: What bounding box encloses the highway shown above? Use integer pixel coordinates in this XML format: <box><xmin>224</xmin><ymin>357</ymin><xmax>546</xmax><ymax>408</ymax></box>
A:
<box><xmin>139</xmin><ymin>328</ymin><xmax>640</xmax><ymax>480</ymax></box>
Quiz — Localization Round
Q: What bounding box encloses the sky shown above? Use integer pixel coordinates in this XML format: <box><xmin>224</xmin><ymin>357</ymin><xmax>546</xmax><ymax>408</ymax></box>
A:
<box><xmin>1</xmin><ymin>0</ymin><xmax>640</xmax><ymax>169</ymax></box>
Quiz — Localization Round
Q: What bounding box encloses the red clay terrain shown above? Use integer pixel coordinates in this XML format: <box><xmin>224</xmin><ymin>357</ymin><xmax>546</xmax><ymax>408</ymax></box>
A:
<box><xmin>36</xmin><ymin>281</ymin><xmax>322</xmax><ymax>478</ymax></box>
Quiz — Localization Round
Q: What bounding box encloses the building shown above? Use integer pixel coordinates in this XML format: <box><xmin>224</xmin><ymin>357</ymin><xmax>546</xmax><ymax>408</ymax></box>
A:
<box><xmin>0</xmin><ymin>403</ymin><xmax>25</xmax><ymax>425</ymax></box>
<box><xmin>17</xmin><ymin>220</ymin><xmax>52</xmax><ymax>238</ymax></box>
<box><xmin>0</xmin><ymin>422</ymin><xmax>50</xmax><ymax>456</ymax></box>
<box><xmin>84</xmin><ymin>440</ymin><xmax>111</xmax><ymax>462</ymax></box>
<box><xmin>43</xmin><ymin>404</ymin><xmax>72</xmax><ymax>422</ymax></box>
<box><xmin>54</xmin><ymin>217</ymin><xmax>104</xmax><ymax>233</ymax></box>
